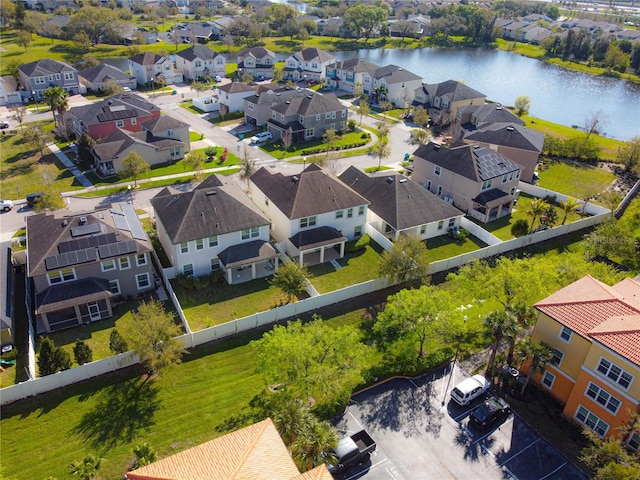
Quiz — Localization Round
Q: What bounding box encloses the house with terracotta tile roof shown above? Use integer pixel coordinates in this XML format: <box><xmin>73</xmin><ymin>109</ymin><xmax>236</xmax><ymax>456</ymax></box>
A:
<box><xmin>126</xmin><ymin>418</ymin><xmax>334</xmax><ymax>480</ymax></box>
<box><xmin>530</xmin><ymin>275</ymin><xmax>640</xmax><ymax>447</ymax></box>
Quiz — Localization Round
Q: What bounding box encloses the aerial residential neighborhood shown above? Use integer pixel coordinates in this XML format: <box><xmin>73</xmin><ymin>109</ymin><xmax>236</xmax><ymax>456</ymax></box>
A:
<box><xmin>0</xmin><ymin>0</ymin><xmax>639</xmax><ymax>479</ymax></box>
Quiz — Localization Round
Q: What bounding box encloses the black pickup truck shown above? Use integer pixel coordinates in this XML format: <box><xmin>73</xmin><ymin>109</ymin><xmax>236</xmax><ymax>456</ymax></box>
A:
<box><xmin>327</xmin><ymin>429</ymin><xmax>376</xmax><ymax>474</ymax></box>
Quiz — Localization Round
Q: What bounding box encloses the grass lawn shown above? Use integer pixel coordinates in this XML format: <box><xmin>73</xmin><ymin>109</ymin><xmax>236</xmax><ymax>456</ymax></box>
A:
<box><xmin>308</xmin><ymin>242</ymin><xmax>385</xmax><ymax>294</ymax></box>
<box><xmin>189</xmin><ymin>131</ymin><xmax>203</xmax><ymax>141</ymax></box>
<box><xmin>260</xmin><ymin>131</ymin><xmax>371</xmax><ymax>159</ymax></box>
<box><xmin>0</xmin><ymin>128</ymin><xmax>86</xmax><ymax>200</ymax></box>
<box><xmin>179</xmin><ymin>102</ymin><xmax>206</xmax><ymax>115</ymax></box>
<box><xmin>536</xmin><ymin>159</ymin><xmax>616</xmax><ymax>201</ymax></box>
<box><xmin>424</xmin><ymin>234</ymin><xmax>486</xmax><ymax>262</ymax></box>
<box><xmin>174</xmin><ymin>276</ymin><xmax>287</xmax><ymax>331</ymax></box>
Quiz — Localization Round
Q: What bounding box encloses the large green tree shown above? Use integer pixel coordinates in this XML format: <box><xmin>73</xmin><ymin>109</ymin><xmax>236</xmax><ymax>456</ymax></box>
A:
<box><xmin>119</xmin><ymin>151</ymin><xmax>150</xmax><ymax>187</ymax></box>
<box><xmin>252</xmin><ymin>317</ymin><xmax>368</xmax><ymax>411</ymax></box>
<box><xmin>617</xmin><ymin>135</ymin><xmax>640</xmax><ymax>174</ymax></box>
<box><xmin>73</xmin><ymin>339</ymin><xmax>93</xmax><ymax>365</ymax></box>
<box><xmin>42</xmin><ymin>86</ymin><xmax>69</xmax><ymax>135</ymax></box>
<box><xmin>123</xmin><ymin>299</ymin><xmax>187</xmax><ymax>375</ymax></box>
<box><xmin>65</xmin><ymin>6</ymin><xmax>121</xmax><ymax>45</ymax></box>
<box><xmin>580</xmin><ymin>431</ymin><xmax>640</xmax><ymax>480</ymax></box>
<box><xmin>343</xmin><ymin>3</ymin><xmax>389</xmax><ymax>40</ymax></box>
<box><xmin>516</xmin><ymin>338</ymin><xmax>553</xmax><ymax>394</ymax></box>
<box><xmin>269</xmin><ymin>263</ymin><xmax>309</xmax><ymax>304</ymax></box>
<box><xmin>379</xmin><ymin>234</ymin><xmax>430</xmax><ymax>285</ymax></box>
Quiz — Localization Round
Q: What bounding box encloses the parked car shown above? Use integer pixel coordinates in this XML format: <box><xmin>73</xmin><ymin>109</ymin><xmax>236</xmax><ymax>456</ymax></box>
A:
<box><xmin>327</xmin><ymin>430</ymin><xmax>376</xmax><ymax>474</ymax></box>
<box><xmin>26</xmin><ymin>192</ymin><xmax>43</xmax><ymax>207</ymax></box>
<box><xmin>250</xmin><ymin>131</ymin><xmax>272</xmax><ymax>144</ymax></box>
<box><xmin>0</xmin><ymin>121</ymin><xmax>9</xmax><ymax>129</ymax></box>
<box><xmin>0</xmin><ymin>200</ymin><xmax>14</xmax><ymax>211</ymax></box>
<box><xmin>214</xmin><ymin>75</ymin><xmax>223</xmax><ymax>82</ymax></box>
<box><xmin>123</xmin><ymin>86</ymin><xmax>132</xmax><ymax>92</ymax></box>
<box><xmin>307</xmin><ymin>79</ymin><xmax>318</xmax><ymax>86</ymax></box>
<box><xmin>469</xmin><ymin>397</ymin><xmax>511</xmax><ymax>429</ymax></box>
<box><xmin>450</xmin><ymin>374</ymin><xmax>489</xmax><ymax>406</ymax></box>
<box><xmin>256</xmin><ymin>75</ymin><xmax>265</xmax><ymax>81</ymax></box>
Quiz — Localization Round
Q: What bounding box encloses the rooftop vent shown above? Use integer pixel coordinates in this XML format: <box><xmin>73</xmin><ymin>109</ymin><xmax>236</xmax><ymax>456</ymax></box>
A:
<box><xmin>506</xmin><ymin>126</ymin><xmax>515</xmax><ymax>131</ymax></box>
<box><xmin>292</xmin><ymin>176</ymin><xmax>299</xmax><ymax>183</ymax></box>
<box><xmin>286</xmin><ymin>100</ymin><xmax>290</xmax><ymax>104</ymax></box>
<box><xmin>307</xmin><ymin>95</ymin><xmax>312</xmax><ymax>99</ymax></box>
<box><xmin>79</xmin><ymin>216</ymin><xmax>87</xmax><ymax>225</ymax></box>
<box><xmin>473</xmin><ymin>144</ymin><xmax>481</xmax><ymax>149</ymax></box>
<box><xmin>386</xmin><ymin>177</ymin><xmax>394</xmax><ymax>184</ymax></box>
<box><xmin>206</xmin><ymin>190</ymin><xmax>217</xmax><ymax>196</ymax></box>
<box><xmin>399</xmin><ymin>178</ymin><xmax>408</xmax><ymax>183</ymax></box>
<box><xmin>433</xmin><ymin>144</ymin><xmax>441</xmax><ymax>150</ymax></box>
<box><xmin>62</xmin><ymin>220</ymin><xmax>68</xmax><ymax>227</ymax></box>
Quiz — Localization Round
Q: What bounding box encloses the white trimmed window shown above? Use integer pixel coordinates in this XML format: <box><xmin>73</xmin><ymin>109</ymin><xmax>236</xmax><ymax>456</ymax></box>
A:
<box><xmin>420</xmin><ymin>225</ymin><xmax>426</xmax><ymax>234</ymax></box>
<box><xmin>48</xmin><ymin>268</ymin><xmax>76</xmax><ymax>285</ymax></box>
<box><xmin>559</xmin><ymin>326</ymin><xmax>573</xmax><ymax>343</ymax></box>
<box><xmin>438</xmin><ymin>221</ymin><xmax>444</xmax><ymax>230</ymax></box>
<box><xmin>585</xmin><ymin>382</ymin><xmax>622</xmax><ymax>414</ymax></box>
<box><xmin>434</xmin><ymin>165</ymin><xmax>441</xmax><ymax>176</ymax></box>
<box><xmin>209</xmin><ymin>236</ymin><xmax>218</xmax><ymax>247</ymax></box>
<box><xmin>63</xmin><ymin>72</ymin><xmax>74</xmax><ymax>80</ymax></box>
<box><xmin>101</xmin><ymin>260</ymin><xmax>116</xmax><ymax>272</ymax></box>
<box><xmin>300</xmin><ymin>216</ymin><xmax>317</xmax><ymax>228</ymax></box>
<box><xmin>116</xmin><ymin>119</ymin><xmax>124</xmax><ymax>127</ymax></box>
<box><xmin>358</xmin><ymin>206</ymin><xmax>365</xmax><ymax>216</ymax></box>
<box><xmin>596</xmin><ymin>358</ymin><xmax>633</xmax><ymax>389</ymax></box>
<box><xmin>481</xmin><ymin>179</ymin><xmax>492</xmax><ymax>191</ymax></box>
<box><xmin>180</xmin><ymin>242</ymin><xmax>189</xmax><ymax>254</ymax></box>
<box><xmin>448</xmin><ymin>218</ymin><xmax>455</xmax><ymax>228</ymax></box>
<box><xmin>437</xmin><ymin>185</ymin><xmax>443</xmax><ymax>196</ymax></box>
<box><xmin>575</xmin><ymin>405</ymin><xmax>609</xmax><ymax>438</ymax></box>
<box><xmin>627</xmin><ymin>432</ymin><xmax>640</xmax><ymax>452</ymax></box>
<box><xmin>241</xmin><ymin>227</ymin><xmax>259</xmax><ymax>240</ymax></box>
<box><xmin>136</xmin><ymin>273</ymin><xmax>150</xmax><ymax>289</ymax></box>
<box><xmin>131</xmin><ymin>118</ymin><xmax>137</xmax><ymax>125</ymax></box>
<box><xmin>136</xmin><ymin>253</ymin><xmax>147</xmax><ymax>266</ymax></box>
<box><xmin>119</xmin><ymin>257</ymin><xmax>130</xmax><ymax>270</ymax></box>
<box><xmin>426</xmin><ymin>180</ymin><xmax>432</xmax><ymax>191</ymax></box>
<box><xmin>196</xmin><ymin>238</ymin><xmax>204</xmax><ymax>250</ymax></box>
<box><xmin>551</xmin><ymin>348</ymin><xmax>564</xmax><ymax>366</ymax></box>
<box><xmin>542</xmin><ymin>370</ymin><xmax>555</xmax><ymax>389</ymax></box>
<box><xmin>210</xmin><ymin>258</ymin><xmax>220</xmax><ymax>272</ymax></box>
<box><xmin>183</xmin><ymin>263</ymin><xmax>194</xmax><ymax>276</ymax></box>
<box><xmin>305</xmin><ymin>128</ymin><xmax>314</xmax><ymax>137</ymax></box>
<box><xmin>35</xmin><ymin>77</ymin><xmax>46</xmax><ymax>85</ymax></box>
<box><xmin>354</xmin><ymin>225</ymin><xmax>362</xmax><ymax>237</ymax></box>
<box><xmin>347</xmin><ymin>208</ymin><xmax>353</xmax><ymax>218</ymax></box>
<box><xmin>336</xmin><ymin>210</ymin><xmax>344</xmax><ymax>219</ymax></box>
<box><xmin>109</xmin><ymin>279</ymin><xmax>121</xmax><ymax>295</ymax></box>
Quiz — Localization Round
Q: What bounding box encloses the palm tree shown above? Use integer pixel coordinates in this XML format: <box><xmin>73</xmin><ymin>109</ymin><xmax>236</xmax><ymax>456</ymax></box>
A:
<box><xmin>239</xmin><ymin>149</ymin><xmax>256</xmax><ymax>190</ymax></box>
<box><xmin>271</xmin><ymin>396</ymin><xmax>310</xmax><ymax>446</ymax></box>
<box><xmin>68</xmin><ymin>454</ymin><xmax>102</xmax><ymax>480</ymax></box>
<box><xmin>526</xmin><ymin>198</ymin><xmax>548</xmax><ymax>233</ymax></box>
<box><xmin>560</xmin><ymin>197</ymin><xmax>580</xmax><ymax>225</ymax></box>
<box><xmin>291</xmin><ymin>416</ymin><xmax>338</xmax><ymax>471</ymax></box>
<box><xmin>516</xmin><ymin>338</ymin><xmax>553</xmax><ymax>395</ymax></box>
<box><xmin>505</xmin><ymin>302</ymin><xmax>537</xmax><ymax>365</ymax></box>
<box><xmin>133</xmin><ymin>442</ymin><xmax>157</xmax><ymax>468</ymax></box>
<box><xmin>42</xmin><ymin>86</ymin><xmax>69</xmax><ymax>135</ymax></box>
<box><xmin>483</xmin><ymin>310</ymin><xmax>518</xmax><ymax>377</ymax></box>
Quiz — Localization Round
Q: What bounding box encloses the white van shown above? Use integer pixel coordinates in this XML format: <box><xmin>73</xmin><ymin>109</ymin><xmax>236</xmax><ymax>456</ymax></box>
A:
<box><xmin>450</xmin><ymin>374</ymin><xmax>489</xmax><ymax>406</ymax></box>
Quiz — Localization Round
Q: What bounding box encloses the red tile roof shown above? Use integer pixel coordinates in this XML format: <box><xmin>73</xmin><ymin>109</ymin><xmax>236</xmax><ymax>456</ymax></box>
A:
<box><xmin>535</xmin><ymin>275</ymin><xmax>640</xmax><ymax>365</ymax></box>
<box><xmin>126</xmin><ymin>418</ymin><xmax>312</xmax><ymax>480</ymax></box>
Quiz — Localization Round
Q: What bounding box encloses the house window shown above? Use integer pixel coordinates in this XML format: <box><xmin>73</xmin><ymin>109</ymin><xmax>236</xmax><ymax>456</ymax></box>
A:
<box><xmin>170</xmin><ymin>147</ymin><xmax>181</xmax><ymax>157</ymax></box>
<box><xmin>354</xmin><ymin>225</ymin><xmax>362</xmax><ymax>237</ymax></box>
<box><xmin>167</xmin><ymin>129</ymin><xmax>173</xmax><ymax>136</ymax></box>
<box><xmin>437</xmin><ymin>221</ymin><xmax>444</xmax><ymax>230</ymax></box>
<box><xmin>542</xmin><ymin>370</ymin><xmax>555</xmax><ymax>389</ymax></box>
<box><xmin>342</xmin><ymin>110</ymin><xmax>347</xmax><ymax>117</ymax></box>
<box><xmin>575</xmin><ymin>405</ymin><xmax>609</xmax><ymax>438</ymax></box>
<box><xmin>627</xmin><ymin>433</ymin><xmax>640</xmax><ymax>452</ymax></box>
<box><xmin>559</xmin><ymin>326</ymin><xmax>572</xmax><ymax>343</ymax></box>
<box><xmin>195</xmin><ymin>61</ymin><xmax>202</xmax><ymax>67</ymax></box>
<box><xmin>136</xmin><ymin>253</ymin><xmax>147</xmax><ymax>266</ymax></box>
<box><xmin>116</xmin><ymin>120</ymin><xmax>124</xmax><ymax>128</ymax></box>
<box><xmin>109</xmin><ymin>279</ymin><xmax>121</xmax><ymax>295</ymax></box>
<box><xmin>241</xmin><ymin>227</ymin><xmax>259</xmax><ymax>240</ymax></box>
<box><xmin>515</xmin><ymin>170</ymin><xmax>520</xmax><ymax>178</ymax></box>
<box><xmin>180</xmin><ymin>242</ymin><xmax>189</xmax><ymax>254</ymax></box>
<box><xmin>196</xmin><ymin>238</ymin><xmax>204</xmax><ymax>250</ymax></box>
<box><xmin>131</xmin><ymin>118</ymin><xmax>137</xmax><ymax>125</ymax></box>
<box><xmin>48</xmin><ymin>268</ymin><xmax>76</xmax><ymax>285</ymax></box>
<box><xmin>248</xmin><ymin>103</ymin><xmax>254</xmax><ymax>110</ymax></box>
<box><xmin>336</xmin><ymin>210</ymin><xmax>344</xmax><ymax>219</ymax></box>
<box><xmin>596</xmin><ymin>358</ymin><xmax>634</xmax><ymax>389</ymax></box>
<box><xmin>510</xmin><ymin>187</ymin><xmax>516</xmax><ymax>195</ymax></box>
<box><xmin>35</xmin><ymin>77</ymin><xmax>46</xmax><ymax>85</ymax></box>
<box><xmin>102</xmin><ymin>260</ymin><xmax>116</xmax><ymax>272</ymax></box>
<box><xmin>434</xmin><ymin>165</ymin><xmax>441</xmax><ymax>176</ymax></box>
<box><xmin>210</xmin><ymin>258</ymin><xmax>220</xmax><ymax>272</ymax></box>
<box><xmin>55</xmin><ymin>73</ymin><xmax>61</xmax><ymax>80</ymax></box>
<box><xmin>63</xmin><ymin>72</ymin><xmax>74</xmax><ymax>80</ymax></box>
<box><xmin>119</xmin><ymin>257</ymin><xmax>130</xmax><ymax>270</ymax></box>
<box><xmin>551</xmin><ymin>348</ymin><xmax>564</xmax><ymax>366</ymax></box>
<box><xmin>208</xmin><ymin>236</ymin><xmax>218</xmax><ymax>247</ymax></box>
<box><xmin>585</xmin><ymin>382</ymin><xmax>621</xmax><ymax>414</ymax></box>
<box><xmin>420</xmin><ymin>225</ymin><xmax>426</xmax><ymax>234</ymax></box>
<box><xmin>481</xmin><ymin>179</ymin><xmax>492</xmax><ymax>191</ymax></box>
<box><xmin>272</xmin><ymin>112</ymin><xmax>277</xmax><ymax>119</ymax></box>
<box><xmin>305</xmin><ymin>128</ymin><xmax>314</xmax><ymax>137</ymax></box>
<box><xmin>426</xmin><ymin>180</ymin><xmax>432</xmax><ymax>192</ymax></box>
<box><xmin>502</xmin><ymin>174</ymin><xmax>509</xmax><ymax>184</ymax></box>
<box><xmin>358</xmin><ymin>206</ymin><xmax>365</xmax><ymax>216</ymax></box>
<box><xmin>437</xmin><ymin>185</ymin><xmax>443</xmax><ymax>196</ymax></box>
<box><xmin>299</xmin><ymin>216</ymin><xmax>317</xmax><ymax>228</ymax></box>
<box><xmin>448</xmin><ymin>218</ymin><xmax>455</xmax><ymax>228</ymax></box>
<box><xmin>316</xmin><ymin>113</ymin><xmax>321</xmax><ymax>121</ymax></box>
<box><xmin>325</xmin><ymin>112</ymin><xmax>331</xmax><ymax>119</ymax></box>
<box><xmin>347</xmin><ymin>208</ymin><xmax>353</xmax><ymax>218</ymax></box>
<box><xmin>136</xmin><ymin>273</ymin><xmax>151</xmax><ymax>289</ymax></box>
<box><xmin>183</xmin><ymin>263</ymin><xmax>194</xmax><ymax>276</ymax></box>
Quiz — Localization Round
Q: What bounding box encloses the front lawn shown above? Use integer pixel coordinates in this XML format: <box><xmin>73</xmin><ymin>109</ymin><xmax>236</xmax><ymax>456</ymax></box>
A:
<box><xmin>308</xmin><ymin>242</ymin><xmax>385</xmax><ymax>294</ymax></box>
<box><xmin>536</xmin><ymin>160</ymin><xmax>616</xmax><ymax>201</ymax></box>
<box><xmin>173</xmin><ymin>275</ymin><xmax>287</xmax><ymax>331</ymax></box>
<box><xmin>260</xmin><ymin>131</ymin><xmax>371</xmax><ymax>159</ymax></box>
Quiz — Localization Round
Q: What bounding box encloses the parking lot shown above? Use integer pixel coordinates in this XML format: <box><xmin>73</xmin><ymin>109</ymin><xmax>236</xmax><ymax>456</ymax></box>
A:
<box><xmin>332</xmin><ymin>364</ymin><xmax>587</xmax><ymax>480</ymax></box>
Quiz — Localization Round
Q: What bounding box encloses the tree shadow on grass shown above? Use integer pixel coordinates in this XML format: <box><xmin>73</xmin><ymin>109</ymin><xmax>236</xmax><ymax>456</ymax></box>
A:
<box><xmin>73</xmin><ymin>377</ymin><xmax>160</xmax><ymax>451</ymax></box>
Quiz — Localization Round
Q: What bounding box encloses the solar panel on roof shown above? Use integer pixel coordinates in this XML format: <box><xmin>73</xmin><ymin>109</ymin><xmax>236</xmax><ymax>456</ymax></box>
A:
<box><xmin>71</xmin><ymin>222</ymin><xmax>101</xmax><ymax>237</ymax></box>
<box><xmin>97</xmin><ymin>240</ymin><xmax>137</xmax><ymax>259</ymax></box>
<box><xmin>45</xmin><ymin>248</ymin><xmax>97</xmax><ymax>270</ymax></box>
<box><xmin>58</xmin><ymin>233</ymin><xmax>116</xmax><ymax>253</ymax></box>
<box><xmin>121</xmin><ymin>202</ymin><xmax>147</xmax><ymax>240</ymax></box>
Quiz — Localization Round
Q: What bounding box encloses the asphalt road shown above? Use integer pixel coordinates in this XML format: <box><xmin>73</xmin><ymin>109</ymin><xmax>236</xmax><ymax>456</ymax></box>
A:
<box><xmin>331</xmin><ymin>364</ymin><xmax>587</xmax><ymax>480</ymax></box>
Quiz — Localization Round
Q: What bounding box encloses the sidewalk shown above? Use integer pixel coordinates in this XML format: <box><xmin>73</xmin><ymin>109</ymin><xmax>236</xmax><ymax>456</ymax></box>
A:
<box><xmin>48</xmin><ymin>143</ymin><xmax>92</xmax><ymax>188</ymax></box>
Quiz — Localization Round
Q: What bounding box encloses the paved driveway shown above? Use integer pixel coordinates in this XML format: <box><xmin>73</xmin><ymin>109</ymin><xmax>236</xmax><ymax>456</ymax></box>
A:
<box><xmin>332</xmin><ymin>364</ymin><xmax>587</xmax><ymax>480</ymax></box>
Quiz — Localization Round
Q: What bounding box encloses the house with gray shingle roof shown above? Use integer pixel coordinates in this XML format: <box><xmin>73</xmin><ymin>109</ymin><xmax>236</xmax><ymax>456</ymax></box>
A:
<box><xmin>339</xmin><ymin>166</ymin><xmax>464</xmax><ymax>241</ymax></box>
<box><xmin>18</xmin><ymin>59</ymin><xmax>81</xmax><ymax>101</ymax></box>
<box><xmin>462</xmin><ymin>123</ymin><xmax>544</xmax><ymax>183</ymax></box>
<box><xmin>128</xmin><ymin>52</ymin><xmax>178</xmax><ymax>86</ymax></box>
<box><xmin>459</xmin><ymin>103</ymin><xmax>525</xmax><ymax>129</ymax></box>
<box><xmin>324</xmin><ymin>58</ymin><xmax>380</xmax><ymax>95</ymax></box>
<box><xmin>249</xmin><ymin>164</ymin><xmax>369</xmax><ymax>266</ymax></box>
<box><xmin>283</xmin><ymin>48</ymin><xmax>336</xmax><ymax>83</ymax></box>
<box><xmin>416</xmin><ymin>79</ymin><xmax>487</xmax><ymax>121</ymax></box>
<box><xmin>79</xmin><ymin>63</ymin><xmax>137</xmax><ymax>93</ymax></box>
<box><xmin>363</xmin><ymin>64</ymin><xmax>423</xmax><ymax>108</ymax></box>
<box><xmin>151</xmin><ymin>175</ymin><xmax>277</xmax><ymax>284</ymax></box>
<box><xmin>237</xmin><ymin>46</ymin><xmax>276</xmax><ymax>79</ymax></box>
<box><xmin>243</xmin><ymin>84</ymin><xmax>313</xmax><ymax>127</ymax></box>
<box><xmin>411</xmin><ymin>142</ymin><xmax>523</xmax><ymax>223</ymax></box>
<box><xmin>218</xmin><ymin>81</ymin><xmax>257</xmax><ymax>115</ymax></box>
<box><xmin>0</xmin><ymin>75</ymin><xmax>21</xmax><ymax>106</ymax></box>
<box><xmin>175</xmin><ymin>45</ymin><xmax>226</xmax><ymax>81</ymax></box>
<box><xmin>26</xmin><ymin>204</ymin><xmax>154</xmax><ymax>333</ymax></box>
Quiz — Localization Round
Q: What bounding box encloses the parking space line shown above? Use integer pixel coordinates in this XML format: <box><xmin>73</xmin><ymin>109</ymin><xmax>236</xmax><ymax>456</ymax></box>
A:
<box><xmin>471</xmin><ymin>428</ymin><xmax>496</xmax><ymax>445</ymax></box>
<box><xmin>537</xmin><ymin>462</ymin><xmax>567</xmax><ymax>480</ymax></box>
<box><xmin>452</xmin><ymin>407</ymin><xmax>476</xmax><ymax>422</ymax></box>
<box><xmin>343</xmin><ymin>457</ymin><xmax>389</xmax><ymax>480</ymax></box>
<box><xmin>498</xmin><ymin>438</ymin><xmax>541</xmax><ymax>466</ymax></box>
<box><xmin>347</xmin><ymin>409</ymin><xmax>364</xmax><ymax>430</ymax></box>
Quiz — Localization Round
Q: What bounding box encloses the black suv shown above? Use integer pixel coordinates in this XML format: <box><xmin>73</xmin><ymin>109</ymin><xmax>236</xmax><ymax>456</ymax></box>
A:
<box><xmin>26</xmin><ymin>192</ymin><xmax>43</xmax><ymax>206</ymax></box>
<box><xmin>469</xmin><ymin>397</ymin><xmax>511</xmax><ymax>429</ymax></box>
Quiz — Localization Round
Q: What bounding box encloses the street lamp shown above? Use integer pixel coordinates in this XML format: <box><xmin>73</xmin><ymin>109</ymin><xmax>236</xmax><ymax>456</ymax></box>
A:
<box><xmin>442</xmin><ymin>315</ymin><xmax>467</xmax><ymax>406</ymax></box>
<box><xmin>127</xmin><ymin>184</ymin><xmax>134</xmax><ymax>207</ymax></box>
<box><xmin>32</xmin><ymin>90</ymin><xmax>37</xmax><ymax>111</ymax></box>
<box><xmin>150</xmin><ymin>76</ymin><xmax>155</xmax><ymax>97</ymax></box>
<box><xmin>302</xmin><ymin>156</ymin><xmax>307</xmax><ymax>171</ymax></box>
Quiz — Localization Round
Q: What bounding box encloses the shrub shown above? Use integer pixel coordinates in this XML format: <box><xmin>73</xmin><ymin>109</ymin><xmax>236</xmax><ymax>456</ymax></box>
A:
<box><xmin>361</xmin><ymin>132</ymin><xmax>371</xmax><ymax>139</ymax></box>
<box><xmin>511</xmin><ymin>219</ymin><xmax>530</xmax><ymax>237</ymax></box>
<box><xmin>345</xmin><ymin>234</ymin><xmax>370</xmax><ymax>253</ymax></box>
<box><xmin>0</xmin><ymin>347</ymin><xmax>18</xmax><ymax>361</ymax></box>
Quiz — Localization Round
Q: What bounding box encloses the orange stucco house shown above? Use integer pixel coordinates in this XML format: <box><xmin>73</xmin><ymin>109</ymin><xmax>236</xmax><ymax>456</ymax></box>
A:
<box><xmin>530</xmin><ymin>275</ymin><xmax>640</xmax><ymax>449</ymax></box>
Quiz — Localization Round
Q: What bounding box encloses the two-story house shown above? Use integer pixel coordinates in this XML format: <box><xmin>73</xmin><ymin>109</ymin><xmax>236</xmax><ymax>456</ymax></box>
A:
<box><xmin>411</xmin><ymin>142</ymin><xmax>523</xmax><ymax>223</ymax></box>
<box><xmin>530</xmin><ymin>275</ymin><xmax>640</xmax><ymax>446</ymax></box>
<box><xmin>462</xmin><ymin>123</ymin><xmax>545</xmax><ymax>184</ymax></box>
<box><xmin>64</xmin><ymin>93</ymin><xmax>160</xmax><ymax>140</ymax></box>
<box><xmin>237</xmin><ymin>46</ymin><xmax>275</xmax><ymax>79</ymax></box>
<box><xmin>266</xmin><ymin>91</ymin><xmax>348</xmax><ymax>143</ymax></box>
<box><xmin>338</xmin><ymin>166</ymin><xmax>464</xmax><ymax>241</ymax></box>
<box><xmin>283</xmin><ymin>48</ymin><xmax>336</xmax><ymax>83</ymax></box>
<box><xmin>128</xmin><ymin>52</ymin><xmax>177</xmax><ymax>86</ymax></box>
<box><xmin>243</xmin><ymin>84</ymin><xmax>308</xmax><ymax>127</ymax></box>
<box><xmin>0</xmin><ymin>75</ymin><xmax>21</xmax><ymax>106</ymax></box>
<box><xmin>151</xmin><ymin>175</ymin><xmax>277</xmax><ymax>284</ymax></box>
<box><xmin>249</xmin><ymin>164</ymin><xmax>369</xmax><ymax>266</ymax></box>
<box><xmin>18</xmin><ymin>59</ymin><xmax>81</xmax><ymax>101</ymax></box>
<box><xmin>324</xmin><ymin>58</ymin><xmax>379</xmax><ymax>95</ymax></box>
<box><xmin>218</xmin><ymin>81</ymin><xmax>256</xmax><ymax>115</ymax></box>
<box><xmin>78</xmin><ymin>63</ymin><xmax>137</xmax><ymax>93</ymax></box>
<box><xmin>415</xmin><ymin>80</ymin><xmax>487</xmax><ymax>122</ymax></box>
<box><xmin>26</xmin><ymin>204</ymin><xmax>155</xmax><ymax>334</ymax></box>
<box><xmin>364</xmin><ymin>64</ymin><xmax>422</xmax><ymax>108</ymax></box>
<box><xmin>175</xmin><ymin>45</ymin><xmax>226</xmax><ymax>81</ymax></box>
<box><xmin>92</xmin><ymin>115</ymin><xmax>189</xmax><ymax>176</ymax></box>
